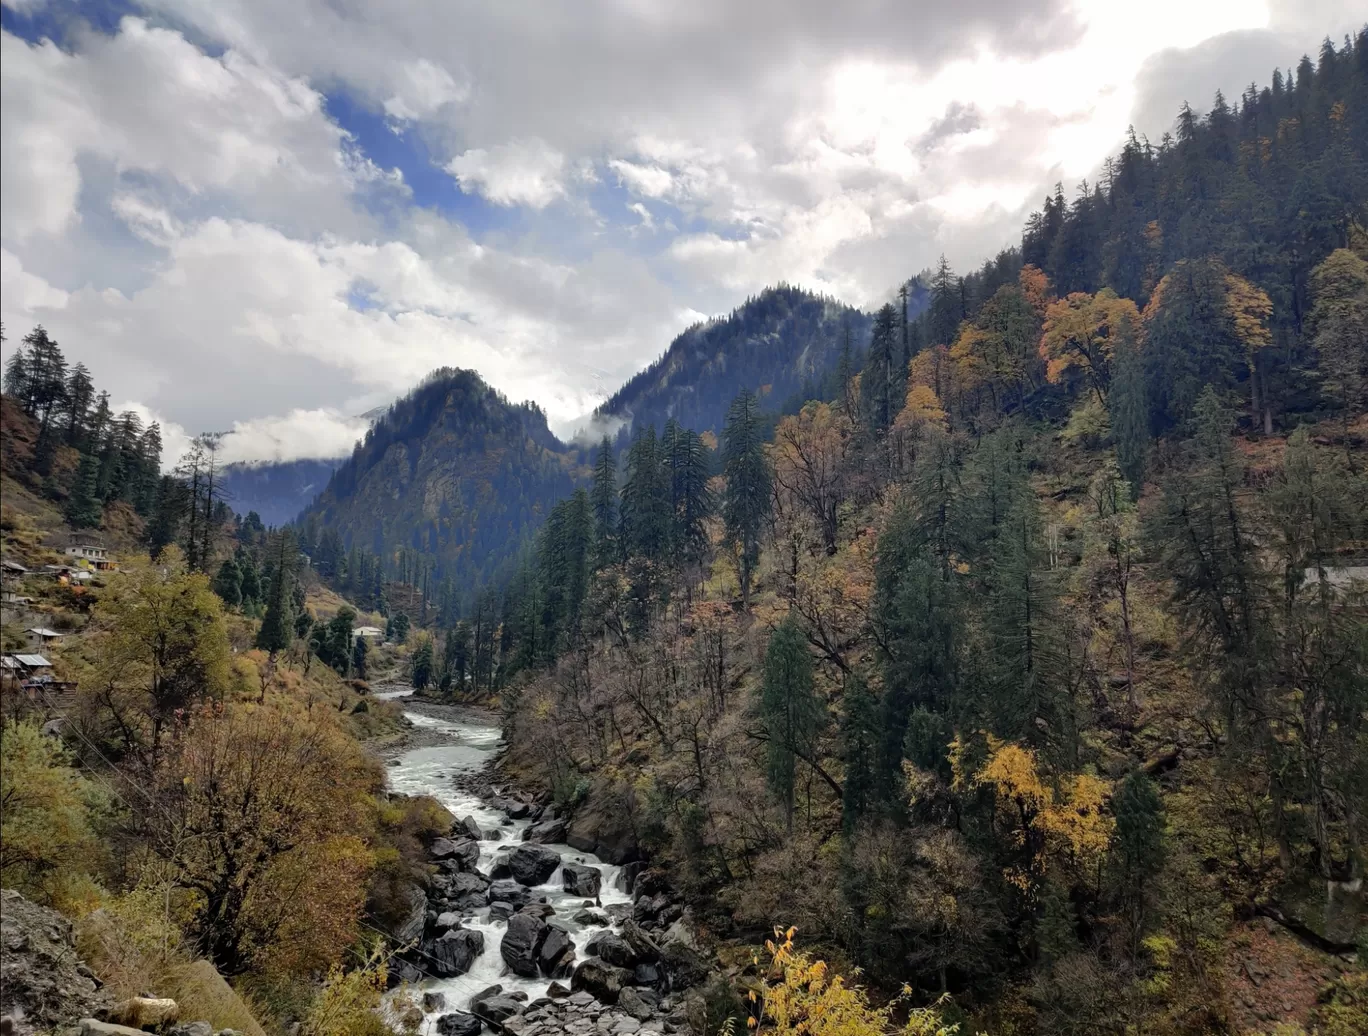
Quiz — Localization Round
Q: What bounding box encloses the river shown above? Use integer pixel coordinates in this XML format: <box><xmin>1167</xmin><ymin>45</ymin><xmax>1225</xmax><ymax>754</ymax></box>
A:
<box><xmin>376</xmin><ymin>690</ymin><xmax>633</xmax><ymax>1027</ymax></box>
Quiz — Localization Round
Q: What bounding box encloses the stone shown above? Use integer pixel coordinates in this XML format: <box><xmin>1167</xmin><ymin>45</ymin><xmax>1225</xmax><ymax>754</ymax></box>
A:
<box><xmin>489</xmin><ymin>901</ymin><xmax>515</xmax><ymax>921</ymax></box>
<box><xmin>501</xmin><ymin>913</ymin><xmax>549</xmax><ymax>978</ymax></box>
<box><xmin>433</xmin><ymin>911</ymin><xmax>462</xmax><ymax>930</ymax></box>
<box><xmin>612</xmin><ymin>1017</ymin><xmax>643</xmax><ymax>1035</ymax></box>
<box><xmin>617</xmin><ymin>862</ymin><xmax>647</xmax><ymax>894</ymax></box>
<box><xmin>619</xmin><ymin>922</ymin><xmax>662</xmax><ymax>963</ymax></box>
<box><xmin>573</xmin><ymin>910</ymin><xmax>610</xmax><ymax>926</ymax></box>
<box><xmin>435</xmin><ymin>1013</ymin><xmax>482</xmax><ymax>1036</ymax></box>
<box><xmin>660</xmin><ymin>943</ymin><xmax>708</xmax><ymax>991</ymax></box>
<box><xmin>538</xmin><ymin>924</ymin><xmax>577</xmax><ymax>978</ymax></box>
<box><xmin>0</xmin><ymin>890</ymin><xmax>112</xmax><ymax>1034</ymax></box>
<box><xmin>489</xmin><ymin>853</ymin><xmax>514</xmax><ymax>880</ymax></box>
<box><xmin>562</xmin><ymin>862</ymin><xmax>602</xmax><ymax>898</ymax></box>
<box><xmin>519</xmin><ymin>902</ymin><xmax>557</xmax><ymax>920</ymax></box>
<box><xmin>571</xmin><ymin>961</ymin><xmax>630</xmax><ymax>1005</ymax></box>
<box><xmin>458</xmin><ymin>815</ymin><xmax>485</xmax><ymax>841</ymax></box>
<box><xmin>565</xmin><ymin>784</ymin><xmax>642</xmax><ymax>864</ymax></box>
<box><xmin>443</xmin><ymin>839</ymin><xmax>482</xmax><ymax>871</ymax></box>
<box><xmin>470</xmin><ymin>985</ymin><xmax>503</xmax><ymax>1007</ymax></box>
<box><xmin>619</xmin><ymin>988</ymin><xmax>655</xmax><ymax>1022</ymax></box>
<box><xmin>633</xmin><ymin>963</ymin><xmax>661</xmax><ymax>987</ymax></box>
<box><xmin>79</xmin><ymin>1023</ymin><xmax>148</xmax><ymax>1036</ymax></box>
<box><xmin>472</xmin><ymin>997</ymin><xmax>524</xmax><ymax>1025</ymax></box>
<box><xmin>493</xmin><ymin>797</ymin><xmax>533</xmax><ymax>819</ymax></box>
<box><xmin>547</xmin><ymin>983</ymin><xmax>571</xmax><ymax>999</ymax></box>
<box><xmin>422</xmin><ymin>992</ymin><xmax>447</xmax><ymax>1013</ymax></box>
<box><xmin>487</xmin><ymin>879</ymin><xmax>533</xmax><ymax>908</ymax></box>
<box><xmin>395</xmin><ymin>885</ymin><xmax>427</xmax><ymax>944</ymax></box>
<box><xmin>167</xmin><ymin>1024</ymin><xmax>213</xmax><ymax>1036</ymax></box>
<box><xmin>428</xmin><ymin>928</ymin><xmax>485</xmax><ymax>977</ymax></box>
<box><xmin>510</xmin><ymin>844</ymin><xmax>563</xmax><ymax>886</ymax></box>
<box><xmin>659</xmin><ymin>921</ymin><xmax>696</xmax><ymax>951</ymax></box>
<box><xmin>107</xmin><ymin>998</ymin><xmax>180</xmax><ymax>1030</ymax></box>
<box><xmin>586</xmin><ymin>931</ymin><xmax>638</xmax><ymax>969</ymax></box>
<box><xmin>430</xmin><ymin>837</ymin><xmax>460</xmax><ymax>859</ymax></box>
<box><xmin>524</xmin><ymin>819</ymin><xmax>568</xmax><ymax>844</ymax></box>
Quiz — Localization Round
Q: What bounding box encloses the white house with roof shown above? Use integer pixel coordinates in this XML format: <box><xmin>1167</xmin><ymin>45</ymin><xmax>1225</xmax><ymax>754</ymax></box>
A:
<box><xmin>353</xmin><ymin>625</ymin><xmax>385</xmax><ymax>639</ymax></box>
<box><xmin>24</xmin><ymin>627</ymin><xmax>64</xmax><ymax>650</ymax></box>
<box><xmin>65</xmin><ymin>536</ymin><xmax>115</xmax><ymax>571</ymax></box>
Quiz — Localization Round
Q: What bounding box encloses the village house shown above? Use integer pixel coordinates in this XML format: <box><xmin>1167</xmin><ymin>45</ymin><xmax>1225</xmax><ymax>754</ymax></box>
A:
<box><xmin>64</xmin><ymin>535</ymin><xmax>116</xmax><ymax>571</ymax></box>
<box><xmin>24</xmin><ymin>627</ymin><xmax>64</xmax><ymax>650</ymax></box>
<box><xmin>353</xmin><ymin>625</ymin><xmax>385</xmax><ymax>639</ymax></box>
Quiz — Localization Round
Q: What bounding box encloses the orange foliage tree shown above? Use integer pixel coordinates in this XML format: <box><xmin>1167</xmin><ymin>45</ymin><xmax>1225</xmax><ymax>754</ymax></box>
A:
<box><xmin>1038</xmin><ymin>289</ymin><xmax>1141</xmax><ymax>404</ymax></box>
<box><xmin>770</xmin><ymin>402</ymin><xmax>853</xmax><ymax>556</ymax></box>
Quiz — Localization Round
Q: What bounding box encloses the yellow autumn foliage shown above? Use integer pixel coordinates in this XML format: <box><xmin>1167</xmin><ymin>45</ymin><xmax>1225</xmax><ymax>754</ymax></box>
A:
<box><xmin>752</xmin><ymin>928</ymin><xmax>964</xmax><ymax>1036</ymax></box>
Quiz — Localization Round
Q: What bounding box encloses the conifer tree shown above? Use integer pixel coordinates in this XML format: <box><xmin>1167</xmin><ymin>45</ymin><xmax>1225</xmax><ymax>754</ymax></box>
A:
<box><xmin>64</xmin><ymin>451</ymin><xmax>103</xmax><ymax>529</ymax></box>
<box><xmin>590</xmin><ymin>434</ymin><xmax>618</xmax><ymax>564</ymax></box>
<box><xmin>1109</xmin><ymin>312</ymin><xmax>1149</xmax><ymax>496</ymax></box>
<box><xmin>860</xmin><ymin>303</ymin><xmax>902</xmax><ymax>437</ymax></box>
<box><xmin>1112</xmin><ymin>770</ymin><xmax>1165</xmax><ymax>952</ymax></box>
<box><xmin>63</xmin><ymin>363</ymin><xmax>94</xmax><ymax>446</ymax></box>
<box><xmin>759</xmin><ymin>615</ymin><xmax>822</xmax><ymax>832</ymax></box>
<box><xmin>411</xmin><ymin>637</ymin><xmax>434</xmax><ymax>690</ymax></box>
<box><xmin>212</xmin><ymin>557</ymin><xmax>242</xmax><ymax>609</ymax></box>
<box><xmin>256</xmin><ymin>531</ymin><xmax>296</xmax><ymax>658</ymax></box>
<box><xmin>840</xmin><ymin>673</ymin><xmax>879</xmax><ymax>833</ymax></box>
<box><xmin>722</xmin><ymin>388</ymin><xmax>771</xmax><ymax>609</ymax></box>
<box><xmin>3</xmin><ymin>343</ymin><xmax>28</xmax><ymax>402</ymax></box>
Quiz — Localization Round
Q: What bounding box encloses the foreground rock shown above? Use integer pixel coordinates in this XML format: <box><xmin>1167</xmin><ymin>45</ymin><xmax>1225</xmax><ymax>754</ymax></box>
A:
<box><xmin>562</xmin><ymin>861</ymin><xmax>602</xmax><ymax>897</ymax></box>
<box><xmin>500</xmin><ymin>913</ymin><xmax>548</xmax><ymax>977</ymax></box>
<box><xmin>0</xmin><ymin>889</ymin><xmax>111</xmax><ymax>1034</ymax></box>
<box><xmin>427</xmin><ymin>928</ymin><xmax>485</xmax><ymax>977</ymax></box>
<box><xmin>509</xmin><ymin>844</ymin><xmax>562</xmax><ymax>886</ymax></box>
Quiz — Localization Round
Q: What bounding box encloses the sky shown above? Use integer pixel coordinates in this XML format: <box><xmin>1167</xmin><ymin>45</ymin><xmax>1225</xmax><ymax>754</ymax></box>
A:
<box><xmin>1</xmin><ymin>0</ymin><xmax>1362</xmax><ymax>465</ymax></box>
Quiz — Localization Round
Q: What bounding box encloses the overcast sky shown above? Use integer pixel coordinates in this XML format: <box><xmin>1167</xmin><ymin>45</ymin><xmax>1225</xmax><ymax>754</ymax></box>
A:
<box><xmin>1</xmin><ymin>0</ymin><xmax>1362</xmax><ymax>464</ymax></box>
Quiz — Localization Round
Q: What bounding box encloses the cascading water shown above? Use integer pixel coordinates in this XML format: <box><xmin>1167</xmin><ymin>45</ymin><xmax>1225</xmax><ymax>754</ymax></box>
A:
<box><xmin>379</xmin><ymin>693</ymin><xmax>633</xmax><ymax>1029</ymax></box>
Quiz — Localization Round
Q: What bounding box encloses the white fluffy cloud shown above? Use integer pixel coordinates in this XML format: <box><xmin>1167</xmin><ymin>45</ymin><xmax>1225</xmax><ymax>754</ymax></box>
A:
<box><xmin>2</xmin><ymin>1</ymin><xmax>1362</xmax><ymax>463</ymax></box>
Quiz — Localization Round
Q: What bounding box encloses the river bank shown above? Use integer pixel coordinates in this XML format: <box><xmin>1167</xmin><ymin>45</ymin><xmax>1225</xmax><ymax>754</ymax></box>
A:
<box><xmin>370</xmin><ymin>685</ymin><xmax>712</xmax><ymax>1036</ymax></box>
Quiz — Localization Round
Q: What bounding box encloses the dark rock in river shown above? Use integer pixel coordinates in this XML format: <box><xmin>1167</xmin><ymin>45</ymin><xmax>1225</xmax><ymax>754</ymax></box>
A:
<box><xmin>571</xmin><ymin>960</ymin><xmax>630</xmax><ymax>1005</ymax></box>
<box><xmin>427</xmin><ymin>928</ymin><xmax>485</xmax><ymax>977</ymax></box>
<box><xmin>500</xmin><ymin>912</ymin><xmax>548</xmax><ymax>977</ymax></box>
<box><xmin>524</xmin><ymin>818</ymin><xmax>567</xmax><ymax>843</ymax></box>
<box><xmin>435</xmin><ymin>1012</ymin><xmax>482</xmax><ymax>1036</ymax></box>
<box><xmin>486</xmin><ymin>878</ymin><xmax>532</xmax><ymax>908</ymax></box>
<box><xmin>509</xmin><ymin>843</ymin><xmax>562</xmax><ymax>886</ymax></box>
<box><xmin>488</xmin><ymin>901</ymin><xmax>514</xmax><ymax>921</ymax></box>
<box><xmin>566</xmin><ymin>783</ymin><xmax>641</xmax><ymax>864</ymax></box>
<box><xmin>472</xmin><ymin>996</ymin><xmax>524</xmax><ymax>1024</ymax></box>
<box><xmin>395</xmin><ymin>884</ymin><xmax>427</xmax><ymax>944</ymax></box>
<box><xmin>661</xmin><ymin>941</ymin><xmax>709</xmax><ymax>991</ymax></box>
<box><xmin>561</xmin><ymin>861</ymin><xmax>601</xmax><ymax>897</ymax></box>
<box><xmin>586</xmin><ymin>930</ymin><xmax>638</xmax><ymax>969</ymax></box>
<box><xmin>538</xmin><ymin>923</ymin><xmax>576</xmax><ymax>978</ymax></box>
<box><xmin>457</xmin><ymin>815</ymin><xmax>484</xmax><ymax>841</ymax></box>
<box><xmin>573</xmin><ymin>909</ymin><xmax>610</xmax><ymax>926</ymax></box>
<box><xmin>619</xmin><ymin>920</ymin><xmax>663</xmax><ymax>963</ymax></box>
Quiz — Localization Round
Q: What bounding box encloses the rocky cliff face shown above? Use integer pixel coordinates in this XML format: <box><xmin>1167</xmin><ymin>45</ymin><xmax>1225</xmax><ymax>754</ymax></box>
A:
<box><xmin>0</xmin><ymin>889</ymin><xmax>111</xmax><ymax>1035</ymax></box>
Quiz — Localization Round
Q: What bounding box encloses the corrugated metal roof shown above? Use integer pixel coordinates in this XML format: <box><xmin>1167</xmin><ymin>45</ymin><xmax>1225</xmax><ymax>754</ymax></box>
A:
<box><xmin>25</xmin><ymin>628</ymin><xmax>63</xmax><ymax>637</ymax></box>
<box><xmin>0</xmin><ymin>656</ymin><xmax>21</xmax><ymax>669</ymax></box>
<box><xmin>14</xmin><ymin>654</ymin><xmax>52</xmax><ymax>667</ymax></box>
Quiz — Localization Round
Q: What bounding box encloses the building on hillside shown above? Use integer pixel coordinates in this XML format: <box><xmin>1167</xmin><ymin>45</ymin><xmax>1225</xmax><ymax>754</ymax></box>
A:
<box><xmin>2</xmin><ymin>590</ymin><xmax>34</xmax><ymax>606</ymax></box>
<box><xmin>64</xmin><ymin>535</ymin><xmax>116</xmax><ymax>571</ymax></box>
<box><xmin>1</xmin><ymin>559</ymin><xmax>29</xmax><ymax>577</ymax></box>
<box><xmin>1</xmin><ymin>653</ymin><xmax>76</xmax><ymax>724</ymax></box>
<box><xmin>24</xmin><ymin>627</ymin><xmax>64</xmax><ymax>650</ymax></box>
<box><xmin>41</xmin><ymin>564</ymin><xmax>94</xmax><ymax>584</ymax></box>
<box><xmin>353</xmin><ymin>625</ymin><xmax>385</xmax><ymax>639</ymax></box>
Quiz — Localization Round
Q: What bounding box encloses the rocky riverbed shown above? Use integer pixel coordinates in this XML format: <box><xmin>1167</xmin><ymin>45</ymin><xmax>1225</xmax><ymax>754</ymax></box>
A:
<box><xmin>376</xmin><ymin>690</ymin><xmax>712</xmax><ymax>1036</ymax></box>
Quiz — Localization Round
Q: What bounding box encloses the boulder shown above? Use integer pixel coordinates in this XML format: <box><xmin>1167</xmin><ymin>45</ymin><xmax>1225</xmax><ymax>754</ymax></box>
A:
<box><xmin>472</xmin><ymin>996</ymin><xmax>524</xmax><ymax>1025</ymax></box>
<box><xmin>422</xmin><ymin>992</ymin><xmax>447</xmax><ymax>1013</ymax></box>
<box><xmin>492</xmin><ymin>797</ymin><xmax>533</xmax><ymax>820</ymax></box>
<box><xmin>538</xmin><ymin>925</ymin><xmax>576</xmax><ymax>978</ymax></box>
<box><xmin>458</xmin><ymin>815</ymin><xmax>485</xmax><ymax>841</ymax></box>
<box><xmin>620</xmin><ymin>921</ymin><xmax>663</xmax><ymax>962</ymax></box>
<box><xmin>586</xmin><ymin>931</ymin><xmax>638</xmax><ymax>969</ymax></box>
<box><xmin>633</xmin><ymin>963</ymin><xmax>661</xmax><ymax>987</ymax></box>
<box><xmin>167</xmin><ymin>1024</ymin><xmax>213</xmax><ymax>1036</ymax></box>
<box><xmin>107</xmin><ymin>997</ymin><xmax>180</xmax><ymax>1029</ymax></box>
<box><xmin>562</xmin><ymin>862</ymin><xmax>601</xmax><ymax>897</ymax></box>
<box><xmin>523</xmin><ymin>819</ymin><xmax>567</xmax><ymax>844</ymax></box>
<box><xmin>571</xmin><ymin>960</ymin><xmax>630</xmax><ymax>1005</ymax></box>
<box><xmin>500</xmin><ymin>913</ymin><xmax>548</xmax><ymax>978</ymax></box>
<box><xmin>546</xmin><ymin>982</ymin><xmax>571</xmax><ymax>999</ymax></box>
<box><xmin>469</xmin><ymin>985</ymin><xmax>503</xmax><ymax>1007</ymax></box>
<box><xmin>428</xmin><ymin>928</ymin><xmax>485</xmax><ymax>977</ymax></box>
<box><xmin>660</xmin><ymin>942</ymin><xmax>709</xmax><ymax>991</ymax></box>
<box><xmin>619</xmin><ymin>987</ymin><xmax>656</xmax><ymax>1022</ymax></box>
<box><xmin>616</xmin><ymin>861</ymin><xmax>647</xmax><ymax>894</ymax></box>
<box><xmin>565</xmin><ymin>783</ymin><xmax>641</xmax><ymax>864</ymax></box>
<box><xmin>486</xmin><ymin>879</ymin><xmax>532</xmax><ymax>908</ymax></box>
<box><xmin>435</xmin><ymin>1013</ymin><xmax>482</xmax><ymax>1036</ymax></box>
<box><xmin>573</xmin><ymin>909</ymin><xmax>610</xmax><ymax>926</ymax></box>
<box><xmin>488</xmin><ymin>852</ymin><xmax>514</xmax><ymax>880</ymax></box>
<box><xmin>437</xmin><ymin>839</ymin><xmax>483</xmax><ymax>872</ymax></box>
<box><xmin>395</xmin><ymin>885</ymin><xmax>427</xmax><ymax>944</ymax></box>
<box><xmin>660</xmin><ymin>920</ymin><xmax>697</xmax><ymax>951</ymax></box>
<box><xmin>0</xmin><ymin>889</ymin><xmax>112</xmax><ymax>1034</ymax></box>
<box><xmin>488</xmin><ymin>901</ymin><xmax>515</xmax><ymax>921</ymax></box>
<box><xmin>433</xmin><ymin>911</ymin><xmax>462</xmax><ymax>930</ymax></box>
<box><xmin>79</xmin><ymin>1023</ymin><xmax>148</xmax><ymax>1036</ymax></box>
<box><xmin>509</xmin><ymin>844</ymin><xmax>562</xmax><ymax>886</ymax></box>
<box><xmin>519</xmin><ymin>902</ymin><xmax>556</xmax><ymax>920</ymax></box>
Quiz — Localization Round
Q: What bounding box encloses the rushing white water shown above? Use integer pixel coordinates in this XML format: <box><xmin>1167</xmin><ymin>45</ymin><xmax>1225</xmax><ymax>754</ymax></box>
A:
<box><xmin>382</xmin><ymin>695</ymin><xmax>632</xmax><ymax>1028</ymax></box>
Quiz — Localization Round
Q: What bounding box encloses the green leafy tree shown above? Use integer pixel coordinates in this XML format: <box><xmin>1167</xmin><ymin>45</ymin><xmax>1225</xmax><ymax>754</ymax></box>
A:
<box><xmin>391</xmin><ymin>612</ymin><xmax>410</xmax><ymax>644</ymax></box>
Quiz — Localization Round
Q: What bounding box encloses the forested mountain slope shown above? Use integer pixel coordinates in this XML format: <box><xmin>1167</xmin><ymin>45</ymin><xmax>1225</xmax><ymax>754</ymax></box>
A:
<box><xmin>219</xmin><ymin>457</ymin><xmax>342</xmax><ymax>528</ymax></box>
<box><xmin>295</xmin><ymin>368</ymin><xmax>578</xmax><ymax>617</ymax></box>
<box><xmin>596</xmin><ymin>284</ymin><xmax>880</xmax><ymax>438</ymax></box>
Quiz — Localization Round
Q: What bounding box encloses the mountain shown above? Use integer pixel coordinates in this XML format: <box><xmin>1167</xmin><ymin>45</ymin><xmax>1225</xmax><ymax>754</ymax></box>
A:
<box><xmin>296</xmin><ymin>368</ymin><xmax>578</xmax><ymax>612</ymax></box>
<box><xmin>595</xmin><ymin>284</ymin><xmax>880</xmax><ymax>439</ymax></box>
<box><xmin>219</xmin><ymin>457</ymin><xmax>342</xmax><ymax>528</ymax></box>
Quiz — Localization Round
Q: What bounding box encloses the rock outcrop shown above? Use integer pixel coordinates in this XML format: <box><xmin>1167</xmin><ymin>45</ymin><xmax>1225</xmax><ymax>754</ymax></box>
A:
<box><xmin>0</xmin><ymin>889</ymin><xmax>111</xmax><ymax>1035</ymax></box>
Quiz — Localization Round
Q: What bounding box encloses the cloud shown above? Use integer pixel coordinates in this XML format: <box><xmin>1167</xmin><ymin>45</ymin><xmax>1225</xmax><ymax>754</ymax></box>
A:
<box><xmin>4</xmin><ymin>1</ymin><xmax>1362</xmax><ymax>463</ymax></box>
<box><xmin>218</xmin><ymin>409</ymin><xmax>371</xmax><ymax>463</ymax></box>
<box><xmin>447</xmin><ymin>138</ymin><xmax>568</xmax><ymax>208</ymax></box>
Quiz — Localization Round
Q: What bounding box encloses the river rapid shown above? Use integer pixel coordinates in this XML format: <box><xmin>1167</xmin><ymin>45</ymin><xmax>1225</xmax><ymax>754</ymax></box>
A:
<box><xmin>376</xmin><ymin>689</ymin><xmax>633</xmax><ymax>1027</ymax></box>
